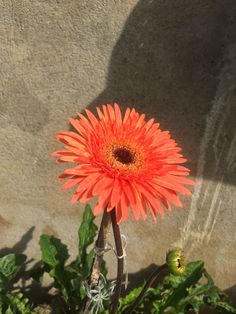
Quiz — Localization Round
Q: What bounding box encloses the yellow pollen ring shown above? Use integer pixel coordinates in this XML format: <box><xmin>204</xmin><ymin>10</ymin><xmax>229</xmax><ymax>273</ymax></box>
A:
<box><xmin>104</xmin><ymin>141</ymin><xmax>144</xmax><ymax>174</ymax></box>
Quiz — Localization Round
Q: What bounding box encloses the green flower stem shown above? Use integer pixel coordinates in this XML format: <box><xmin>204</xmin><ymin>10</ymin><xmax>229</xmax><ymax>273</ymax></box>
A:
<box><xmin>110</xmin><ymin>208</ymin><xmax>124</xmax><ymax>314</ymax></box>
<box><xmin>128</xmin><ymin>263</ymin><xmax>168</xmax><ymax>313</ymax></box>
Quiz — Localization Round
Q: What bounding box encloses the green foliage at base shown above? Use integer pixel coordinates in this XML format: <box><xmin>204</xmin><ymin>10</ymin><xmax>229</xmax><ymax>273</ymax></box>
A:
<box><xmin>118</xmin><ymin>261</ymin><xmax>236</xmax><ymax>314</ymax></box>
<box><xmin>36</xmin><ymin>204</ymin><xmax>103</xmax><ymax>313</ymax></box>
<box><xmin>0</xmin><ymin>254</ymin><xmax>34</xmax><ymax>314</ymax></box>
<box><xmin>0</xmin><ymin>254</ymin><xmax>26</xmax><ymax>292</ymax></box>
<box><xmin>0</xmin><ymin>204</ymin><xmax>235</xmax><ymax>314</ymax></box>
<box><xmin>0</xmin><ymin>293</ymin><xmax>34</xmax><ymax>314</ymax></box>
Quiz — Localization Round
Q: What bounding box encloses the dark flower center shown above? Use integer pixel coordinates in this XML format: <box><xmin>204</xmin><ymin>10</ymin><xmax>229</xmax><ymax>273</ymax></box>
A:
<box><xmin>113</xmin><ymin>148</ymin><xmax>134</xmax><ymax>165</ymax></box>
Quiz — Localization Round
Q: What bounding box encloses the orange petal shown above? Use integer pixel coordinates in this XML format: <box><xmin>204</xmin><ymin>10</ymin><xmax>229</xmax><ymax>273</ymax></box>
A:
<box><xmin>153</xmin><ymin>185</ymin><xmax>183</xmax><ymax>208</ymax></box>
<box><xmin>52</xmin><ymin>150</ymin><xmax>77</xmax><ymax>157</ymax></box>
<box><xmin>69</xmin><ymin>118</ymin><xmax>86</xmax><ymax>137</ymax></box>
<box><xmin>107</xmin><ymin>104</ymin><xmax>116</xmax><ymax>121</ymax></box>
<box><xmin>57</xmin><ymin>134</ymin><xmax>86</xmax><ymax>150</ymax></box>
<box><xmin>79</xmin><ymin>185</ymin><xmax>94</xmax><ymax>203</ymax></box>
<box><xmin>123</xmin><ymin>108</ymin><xmax>131</xmax><ymax>124</ymax></box>
<box><xmin>61</xmin><ymin>177</ymin><xmax>82</xmax><ymax>190</ymax></box>
<box><xmin>77</xmin><ymin>112</ymin><xmax>94</xmax><ymax>132</ymax></box>
<box><xmin>132</xmin><ymin>183</ymin><xmax>147</xmax><ymax>220</ymax></box>
<box><xmin>85</xmin><ymin>109</ymin><xmax>99</xmax><ymax>126</ymax></box>
<box><xmin>71</xmin><ymin>192</ymin><xmax>82</xmax><ymax>203</ymax></box>
<box><xmin>161</xmin><ymin>176</ymin><xmax>192</xmax><ymax>195</ymax></box>
<box><xmin>59</xmin><ymin>155</ymin><xmax>79</xmax><ymax>162</ymax></box>
<box><xmin>144</xmin><ymin>197</ymin><xmax>157</xmax><ymax>222</ymax></box>
<box><xmin>58</xmin><ymin>172</ymin><xmax>72</xmax><ymax>180</ymax></box>
<box><xmin>110</xmin><ymin>178</ymin><xmax>122</xmax><ymax>208</ymax></box>
<box><xmin>76</xmin><ymin>173</ymin><xmax>102</xmax><ymax>195</ymax></box>
<box><xmin>120</xmin><ymin>192</ymin><xmax>130</xmax><ymax>221</ymax></box>
<box><xmin>137</xmin><ymin>183</ymin><xmax>164</xmax><ymax>216</ymax></box>
<box><xmin>102</xmin><ymin>105</ymin><xmax>110</xmax><ymax>121</ymax></box>
<box><xmin>94</xmin><ymin>189</ymin><xmax>112</xmax><ymax>216</ymax></box>
<box><xmin>136</xmin><ymin>113</ymin><xmax>146</xmax><ymax>128</ymax></box>
<box><xmin>65</xmin><ymin>145</ymin><xmax>87</xmax><ymax>155</ymax></box>
<box><xmin>114</xmin><ymin>103</ymin><xmax>122</xmax><ymax>126</ymax></box>
<box><xmin>56</xmin><ymin>159</ymin><xmax>67</xmax><ymax>163</ymax></box>
<box><xmin>92</xmin><ymin>176</ymin><xmax>114</xmax><ymax>196</ymax></box>
<box><xmin>122</xmin><ymin>181</ymin><xmax>136</xmax><ymax>206</ymax></box>
<box><xmin>173</xmin><ymin>176</ymin><xmax>195</xmax><ymax>186</ymax></box>
<box><xmin>96</xmin><ymin>107</ymin><xmax>104</xmax><ymax>120</ymax></box>
<box><xmin>144</xmin><ymin>118</ymin><xmax>155</xmax><ymax>133</ymax></box>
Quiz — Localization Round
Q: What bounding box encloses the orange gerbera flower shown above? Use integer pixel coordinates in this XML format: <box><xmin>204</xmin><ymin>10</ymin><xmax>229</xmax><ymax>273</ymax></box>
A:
<box><xmin>52</xmin><ymin>104</ymin><xmax>194</xmax><ymax>223</ymax></box>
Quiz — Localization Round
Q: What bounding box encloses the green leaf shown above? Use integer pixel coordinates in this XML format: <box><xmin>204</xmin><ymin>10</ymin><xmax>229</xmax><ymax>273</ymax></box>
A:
<box><xmin>100</xmin><ymin>258</ymin><xmax>108</xmax><ymax>278</ymax></box>
<box><xmin>29</xmin><ymin>265</ymin><xmax>47</xmax><ymax>285</ymax></box>
<box><xmin>122</xmin><ymin>261</ymin><xmax>204</xmax><ymax>313</ymax></box>
<box><xmin>6</xmin><ymin>293</ymin><xmax>35</xmax><ymax>314</ymax></box>
<box><xmin>214</xmin><ymin>300</ymin><xmax>236</xmax><ymax>313</ymax></box>
<box><xmin>63</xmin><ymin>266</ymin><xmax>78</xmax><ymax>281</ymax></box>
<box><xmin>118</xmin><ymin>286</ymin><xmax>143</xmax><ymax>313</ymax></box>
<box><xmin>161</xmin><ymin>261</ymin><xmax>204</xmax><ymax>311</ymax></box>
<box><xmin>39</xmin><ymin>236</ymin><xmax>79</xmax><ymax>311</ymax></box>
<box><xmin>78</xmin><ymin>204</ymin><xmax>98</xmax><ymax>257</ymax></box>
<box><xmin>125</xmin><ymin>260</ymin><xmax>236</xmax><ymax>314</ymax></box>
<box><xmin>39</xmin><ymin>235</ymin><xmax>69</xmax><ymax>267</ymax></box>
<box><xmin>77</xmin><ymin>204</ymin><xmax>98</xmax><ymax>277</ymax></box>
<box><xmin>0</xmin><ymin>293</ymin><xmax>35</xmax><ymax>314</ymax></box>
<box><xmin>5</xmin><ymin>306</ymin><xmax>14</xmax><ymax>314</ymax></box>
<box><xmin>81</xmin><ymin>250</ymin><xmax>95</xmax><ymax>279</ymax></box>
<box><xmin>0</xmin><ymin>254</ymin><xmax>26</xmax><ymax>290</ymax></box>
<box><xmin>49</xmin><ymin>265</ymin><xmax>70</xmax><ymax>295</ymax></box>
<box><xmin>202</xmin><ymin>270</ymin><xmax>236</xmax><ymax>313</ymax></box>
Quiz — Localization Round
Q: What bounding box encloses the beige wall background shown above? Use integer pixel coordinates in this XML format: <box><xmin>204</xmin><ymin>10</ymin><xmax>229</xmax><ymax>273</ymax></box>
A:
<box><xmin>0</xmin><ymin>0</ymin><xmax>235</xmax><ymax>303</ymax></box>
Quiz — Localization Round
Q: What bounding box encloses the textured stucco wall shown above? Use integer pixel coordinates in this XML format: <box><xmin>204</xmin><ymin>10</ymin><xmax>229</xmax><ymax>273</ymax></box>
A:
<box><xmin>0</xmin><ymin>0</ymin><xmax>235</xmax><ymax>304</ymax></box>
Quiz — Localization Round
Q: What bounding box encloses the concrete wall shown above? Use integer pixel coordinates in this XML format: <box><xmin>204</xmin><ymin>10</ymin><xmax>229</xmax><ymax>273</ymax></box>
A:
<box><xmin>0</xmin><ymin>0</ymin><xmax>235</xmax><ymax>303</ymax></box>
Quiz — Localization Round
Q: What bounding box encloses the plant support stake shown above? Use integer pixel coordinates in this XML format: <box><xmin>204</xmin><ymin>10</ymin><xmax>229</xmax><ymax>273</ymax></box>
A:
<box><xmin>84</xmin><ymin>210</ymin><xmax>111</xmax><ymax>313</ymax></box>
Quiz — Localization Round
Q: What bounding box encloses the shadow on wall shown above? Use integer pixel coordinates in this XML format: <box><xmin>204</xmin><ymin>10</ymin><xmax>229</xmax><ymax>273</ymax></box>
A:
<box><xmin>82</xmin><ymin>0</ymin><xmax>236</xmax><ymax>185</ymax></box>
<box><xmin>0</xmin><ymin>227</ymin><xmax>35</xmax><ymax>257</ymax></box>
<box><xmin>0</xmin><ymin>227</ymin><xmax>52</xmax><ymax>306</ymax></box>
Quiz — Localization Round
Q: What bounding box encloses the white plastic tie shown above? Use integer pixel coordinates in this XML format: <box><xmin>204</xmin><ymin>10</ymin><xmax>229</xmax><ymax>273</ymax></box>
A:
<box><xmin>109</xmin><ymin>234</ymin><xmax>129</xmax><ymax>289</ymax></box>
<box><xmin>94</xmin><ymin>234</ymin><xmax>129</xmax><ymax>289</ymax></box>
<box><xmin>94</xmin><ymin>243</ymin><xmax>112</xmax><ymax>256</ymax></box>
